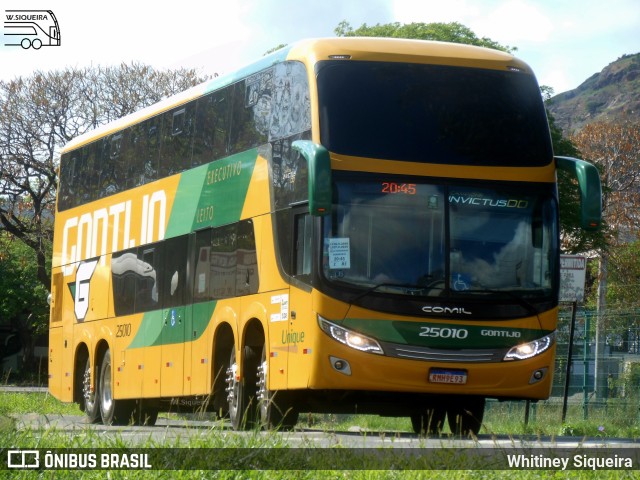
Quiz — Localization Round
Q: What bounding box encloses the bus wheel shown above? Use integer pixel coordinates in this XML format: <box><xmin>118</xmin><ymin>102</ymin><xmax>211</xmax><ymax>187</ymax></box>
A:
<box><xmin>257</xmin><ymin>345</ymin><xmax>299</xmax><ymax>430</ymax></box>
<box><xmin>447</xmin><ymin>397</ymin><xmax>485</xmax><ymax>436</ymax></box>
<box><xmin>410</xmin><ymin>405</ymin><xmax>446</xmax><ymax>435</ymax></box>
<box><xmin>226</xmin><ymin>345</ymin><xmax>259</xmax><ymax>430</ymax></box>
<box><xmin>99</xmin><ymin>349</ymin><xmax>135</xmax><ymax>425</ymax></box>
<box><xmin>82</xmin><ymin>357</ymin><xmax>101</xmax><ymax>424</ymax></box>
<box><xmin>32</xmin><ymin>39</ymin><xmax>42</xmax><ymax>50</ymax></box>
<box><xmin>20</xmin><ymin>38</ymin><xmax>31</xmax><ymax>49</ymax></box>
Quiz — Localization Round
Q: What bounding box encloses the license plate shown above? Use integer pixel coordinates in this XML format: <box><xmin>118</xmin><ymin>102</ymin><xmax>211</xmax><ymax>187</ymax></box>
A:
<box><xmin>429</xmin><ymin>368</ymin><xmax>467</xmax><ymax>384</ymax></box>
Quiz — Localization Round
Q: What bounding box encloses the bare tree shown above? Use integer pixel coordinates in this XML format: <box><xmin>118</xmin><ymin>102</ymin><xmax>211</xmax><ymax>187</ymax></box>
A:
<box><xmin>0</xmin><ymin>64</ymin><xmax>206</xmax><ymax>291</ymax></box>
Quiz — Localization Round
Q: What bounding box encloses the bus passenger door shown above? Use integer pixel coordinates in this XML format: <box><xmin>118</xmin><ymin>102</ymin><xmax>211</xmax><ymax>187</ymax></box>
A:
<box><xmin>160</xmin><ymin>236</ymin><xmax>188</xmax><ymax>397</ymax></box>
<box><xmin>287</xmin><ymin>211</ymin><xmax>314</xmax><ymax>388</ymax></box>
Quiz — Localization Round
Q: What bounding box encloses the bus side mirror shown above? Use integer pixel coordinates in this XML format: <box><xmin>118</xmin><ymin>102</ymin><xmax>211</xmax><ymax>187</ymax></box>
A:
<box><xmin>555</xmin><ymin>156</ymin><xmax>602</xmax><ymax>231</ymax></box>
<box><xmin>291</xmin><ymin>140</ymin><xmax>332</xmax><ymax>216</ymax></box>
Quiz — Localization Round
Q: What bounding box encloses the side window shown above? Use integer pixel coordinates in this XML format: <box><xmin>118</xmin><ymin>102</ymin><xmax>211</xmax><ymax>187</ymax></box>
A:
<box><xmin>98</xmin><ymin>133</ymin><xmax>121</xmax><ymax>198</ymax></box>
<box><xmin>130</xmin><ymin>116</ymin><xmax>161</xmax><ymax>186</ymax></box>
<box><xmin>77</xmin><ymin>143</ymin><xmax>98</xmax><ymax>204</ymax></box>
<box><xmin>160</xmin><ymin>103</ymin><xmax>195</xmax><ymax>177</ymax></box>
<box><xmin>193</xmin><ymin>229</ymin><xmax>212</xmax><ymax>303</ymax></box>
<box><xmin>294</xmin><ymin>213</ymin><xmax>313</xmax><ymax>277</ymax></box>
<box><xmin>210</xmin><ymin>223</ymin><xmax>237</xmax><ymax>299</ymax></box>
<box><xmin>128</xmin><ymin>123</ymin><xmax>146</xmax><ymax>188</ymax></box>
<box><xmin>112</xmin><ymin>131</ymin><xmax>129</xmax><ymax>193</ymax></box>
<box><xmin>236</xmin><ymin>220</ymin><xmax>259</xmax><ymax>295</ymax></box>
<box><xmin>58</xmin><ymin>153</ymin><xmax>77</xmax><ymax>211</ymax></box>
<box><xmin>111</xmin><ymin>248</ymin><xmax>138</xmax><ymax>316</ymax></box>
<box><xmin>135</xmin><ymin>245</ymin><xmax>161</xmax><ymax>313</ymax></box>
<box><xmin>162</xmin><ymin>235</ymin><xmax>188</xmax><ymax>308</ymax></box>
<box><xmin>228</xmin><ymin>81</ymin><xmax>268</xmax><ymax>156</ymax></box>
<box><xmin>192</xmin><ymin>90</ymin><xmax>230</xmax><ymax>167</ymax></box>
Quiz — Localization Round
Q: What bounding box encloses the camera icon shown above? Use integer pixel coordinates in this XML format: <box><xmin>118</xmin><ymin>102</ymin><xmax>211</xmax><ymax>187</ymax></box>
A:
<box><xmin>7</xmin><ymin>450</ymin><xmax>40</xmax><ymax>469</ymax></box>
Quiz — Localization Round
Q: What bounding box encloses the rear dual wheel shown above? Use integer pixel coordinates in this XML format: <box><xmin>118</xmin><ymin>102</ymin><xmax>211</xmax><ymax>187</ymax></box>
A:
<box><xmin>257</xmin><ymin>345</ymin><xmax>298</xmax><ymax>430</ymax></box>
<box><xmin>226</xmin><ymin>345</ymin><xmax>259</xmax><ymax>430</ymax></box>
<box><xmin>81</xmin><ymin>349</ymin><xmax>155</xmax><ymax>426</ymax></box>
<box><xmin>226</xmin><ymin>343</ymin><xmax>299</xmax><ymax>431</ymax></box>
<box><xmin>99</xmin><ymin>349</ymin><xmax>135</xmax><ymax>425</ymax></box>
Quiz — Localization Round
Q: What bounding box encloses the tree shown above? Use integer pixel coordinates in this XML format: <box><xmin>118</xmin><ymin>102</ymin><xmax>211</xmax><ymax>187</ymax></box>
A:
<box><xmin>0</xmin><ymin>231</ymin><xmax>50</xmax><ymax>374</ymax></box>
<box><xmin>547</xmin><ymin>109</ymin><xmax>609</xmax><ymax>254</ymax></box>
<box><xmin>0</xmin><ymin>64</ymin><xmax>206</xmax><ymax>292</ymax></box>
<box><xmin>334</xmin><ymin>21</ymin><xmax>516</xmax><ymax>53</ymax></box>
<box><xmin>571</xmin><ymin>118</ymin><xmax>640</xmax><ymax>398</ymax></box>
<box><xmin>571</xmin><ymin>118</ymin><xmax>640</xmax><ymax>243</ymax></box>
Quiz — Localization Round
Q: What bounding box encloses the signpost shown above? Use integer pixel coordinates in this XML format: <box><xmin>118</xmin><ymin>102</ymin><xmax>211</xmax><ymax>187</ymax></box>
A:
<box><xmin>559</xmin><ymin>255</ymin><xmax>588</xmax><ymax>422</ymax></box>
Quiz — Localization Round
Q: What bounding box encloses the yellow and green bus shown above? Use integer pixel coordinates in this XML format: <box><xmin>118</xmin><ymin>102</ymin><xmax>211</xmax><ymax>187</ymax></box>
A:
<box><xmin>49</xmin><ymin>37</ymin><xmax>601</xmax><ymax>435</ymax></box>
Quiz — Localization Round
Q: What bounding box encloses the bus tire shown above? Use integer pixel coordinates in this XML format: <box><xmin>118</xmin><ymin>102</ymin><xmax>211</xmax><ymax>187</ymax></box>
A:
<box><xmin>447</xmin><ymin>397</ymin><xmax>485</xmax><ymax>436</ymax></box>
<box><xmin>82</xmin><ymin>356</ymin><xmax>101</xmax><ymax>424</ymax></box>
<box><xmin>410</xmin><ymin>405</ymin><xmax>446</xmax><ymax>435</ymax></box>
<box><xmin>257</xmin><ymin>344</ymin><xmax>299</xmax><ymax>430</ymax></box>
<box><xmin>227</xmin><ymin>345</ymin><xmax>259</xmax><ymax>430</ymax></box>
<box><xmin>99</xmin><ymin>349</ymin><xmax>135</xmax><ymax>425</ymax></box>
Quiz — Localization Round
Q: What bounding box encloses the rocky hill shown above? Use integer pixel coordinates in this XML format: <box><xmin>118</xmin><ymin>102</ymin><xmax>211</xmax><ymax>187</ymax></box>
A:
<box><xmin>546</xmin><ymin>53</ymin><xmax>640</xmax><ymax>134</ymax></box>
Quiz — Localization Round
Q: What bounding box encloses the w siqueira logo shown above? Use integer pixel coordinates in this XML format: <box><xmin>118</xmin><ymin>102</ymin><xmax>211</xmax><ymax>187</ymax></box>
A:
<box><xmin>3</xmin><ymin>9</ymin><xmax>60</xmax><ymax>49</ymax></box>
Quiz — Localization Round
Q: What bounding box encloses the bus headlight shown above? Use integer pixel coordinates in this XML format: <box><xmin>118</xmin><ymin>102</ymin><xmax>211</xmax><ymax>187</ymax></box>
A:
<box><xmin>504</xmin><ymin>332</ymin><xmax>555</xmax><ymax>361</ymax></box>
<box><xmin>318</xmin><ymin>316</ymin><xmax>384</xmax><ymax>355</ymax></box>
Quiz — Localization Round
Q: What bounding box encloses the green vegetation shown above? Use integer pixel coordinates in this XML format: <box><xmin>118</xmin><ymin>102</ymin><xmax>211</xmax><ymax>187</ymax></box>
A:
<box><xmin>1</xmin><ymin>393</ymin><xmax>639</xmax><ymax>479</ymax></box>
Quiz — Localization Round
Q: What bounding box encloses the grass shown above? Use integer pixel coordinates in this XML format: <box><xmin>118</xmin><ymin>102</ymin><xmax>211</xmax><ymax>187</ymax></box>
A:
<box><xmin>1</xmin><ymin>392</ymin><xmax>639</xmax><ymax>479</ymax></box>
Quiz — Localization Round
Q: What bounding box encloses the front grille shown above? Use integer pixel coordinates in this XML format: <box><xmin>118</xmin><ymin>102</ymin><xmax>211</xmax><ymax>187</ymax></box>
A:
<box><xmin>380</xmin><ymin>341</ymin><xmax>507</xmax><ymax>363</ymax></box>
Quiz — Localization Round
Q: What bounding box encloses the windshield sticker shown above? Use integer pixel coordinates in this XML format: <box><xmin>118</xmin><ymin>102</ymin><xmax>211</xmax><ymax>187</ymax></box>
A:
<box><xmin>328</xmin><ymin>238</ymin><xmax>351</xmax><ymax>269</ymax></box>
<box><xmin>451</xmin><ymin>273</ymin><xmax>471</xmax><ymax>292</ymax></box>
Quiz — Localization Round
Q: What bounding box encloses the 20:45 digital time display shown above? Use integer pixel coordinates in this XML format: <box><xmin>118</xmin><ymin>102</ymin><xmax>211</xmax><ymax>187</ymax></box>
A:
<box><xmin>381</xmin><ymin>182</ymin><xmax>417</xmax><ymax>195</ymax></box>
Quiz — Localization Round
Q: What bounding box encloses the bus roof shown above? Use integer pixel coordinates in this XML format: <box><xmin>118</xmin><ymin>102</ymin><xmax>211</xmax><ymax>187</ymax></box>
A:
<box><xmin>61</xmin><ymin>37</ymin><xmax>523</xmax><ymax>154</ymax></box>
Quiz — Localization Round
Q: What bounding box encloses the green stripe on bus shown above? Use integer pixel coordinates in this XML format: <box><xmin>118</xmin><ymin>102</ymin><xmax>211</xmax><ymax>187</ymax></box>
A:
<box><xmin>164</xmin><ymin>149</ymin><xmax>258</xmax><ymax>237</ymax></box>
<box><xmin>128</xmin><ymin>301</ymin><xmax>217</xmax><ymax>349</ymax></box>
<box><xmin>341</xmin><ymin>318</ymin><xmax>552</xmax><ymax>349</ymax></box>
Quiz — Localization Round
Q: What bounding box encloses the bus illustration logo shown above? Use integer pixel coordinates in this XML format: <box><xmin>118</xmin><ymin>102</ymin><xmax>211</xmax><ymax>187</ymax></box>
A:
<box><xmin>3</xmin><ymin>10</ymin><xmax>60</xmax><ymax>49</ymax></box>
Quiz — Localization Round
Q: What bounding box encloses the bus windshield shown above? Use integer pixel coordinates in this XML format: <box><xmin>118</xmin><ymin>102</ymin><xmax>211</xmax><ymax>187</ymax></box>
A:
<box><xmin>322</xmin><ymin>176</ymin><xmax>558</xmax><ymax>301</ymax></box>
<box><xmin>317</xmin><ymin>61</ymin><xmax>552</xmax><ymax>166</ymax></box>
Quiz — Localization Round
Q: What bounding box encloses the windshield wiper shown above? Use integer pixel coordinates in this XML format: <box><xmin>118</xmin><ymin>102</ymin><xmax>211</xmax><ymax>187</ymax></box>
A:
<box><xmin>349</xmin><ymin>283</ymin><xmax>427</xmax><ymax>304</ymax></box>
<box><xmin>461</xmin><ymin>288</ymin><xmax>540</xmax><ymax>316</ymax></box>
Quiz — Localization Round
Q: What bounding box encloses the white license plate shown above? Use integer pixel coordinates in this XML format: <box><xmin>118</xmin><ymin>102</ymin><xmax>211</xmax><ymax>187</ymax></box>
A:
<box><xmin>429</xmin><ymin>369</ymin><xmax>467</xmax><ymax>384</ymax></box>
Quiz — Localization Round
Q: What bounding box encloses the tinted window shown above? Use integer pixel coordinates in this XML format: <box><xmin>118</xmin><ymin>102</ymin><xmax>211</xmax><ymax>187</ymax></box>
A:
<box><xmin>193</xmin><ymin>229</ymin><xmax>213</xmax><ymax>303</ymax></box>
<box><xmin>162</xmin><ymin>236</ymin><xmax>188</xmax><ymax>308</ymax></box>
<box><xmin>192</xmin><ymin>220</ymin><xmax>259</xmax><ymax>301</ymax></box>
<box><xmin>317</xmin><ymin>61</ymin><xmax>552</xmax><ymax>166</ymax></box>
<box><xmin>192</xmin><ymin>91</ymin><xmax>230</xmax><ymax>167</ymax></box>
<box><xmin>160</xmin><ymin>104</ymin><xmax>195</xmax><ymax>177</ymax></box>
<box><xmin>135</xmin><ymin>245</ymin><xmax>161</xmax><ymax>313</ymax></box>
<box><xmin>77</xmin><ymin>143</ymin><xmax>98</xmax><ymax>204</ymax></box>
<box><xmin>228</xmin><ymin>82</ymin><xmax>268</xmax><ymax>155</ymax></box>
<box><xmin>210</xmin><ymin>223</ymin><xmax>237</xmax><ymax>299</ymax></box>
<box><xmin>111</xmin><ymin>248</ymin><xmax>141</xmax><ymax>316</ymax></box>
<box><xmin>236</xmin><ymin>220</ymin><xmax>259</xmax><ymax>295</ymax></box>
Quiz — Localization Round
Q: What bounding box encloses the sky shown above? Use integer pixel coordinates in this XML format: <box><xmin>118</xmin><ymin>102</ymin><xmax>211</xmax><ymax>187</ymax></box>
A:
<box><xmin>1</xmin><ymin>0</ymin><xmax>639</xmax><ymax>95</ymax></box>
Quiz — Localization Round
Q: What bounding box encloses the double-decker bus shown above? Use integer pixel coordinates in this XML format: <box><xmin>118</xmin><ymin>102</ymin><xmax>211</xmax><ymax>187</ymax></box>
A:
<box><xmin>49</xmin><ymin>37</ymin><xmax>601</xmax><ymax>435</ymax></box>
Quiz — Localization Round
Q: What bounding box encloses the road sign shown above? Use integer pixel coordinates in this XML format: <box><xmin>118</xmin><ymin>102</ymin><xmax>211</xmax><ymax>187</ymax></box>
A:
<box><xmin>559</xmin><ymin>255</ymin><xmax>587</xmax><ymax>303</ymax></box>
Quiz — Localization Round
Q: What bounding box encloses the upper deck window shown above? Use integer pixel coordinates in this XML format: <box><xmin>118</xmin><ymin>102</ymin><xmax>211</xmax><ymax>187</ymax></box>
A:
<box><xmin>317</xmin><ymin>61</ymin><xmax>552</xmax><ymax>166</ymax></box>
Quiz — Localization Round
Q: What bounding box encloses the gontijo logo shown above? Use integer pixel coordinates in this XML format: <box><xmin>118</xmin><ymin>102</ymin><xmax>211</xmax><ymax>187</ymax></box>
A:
<box><xmin>3</xmin><ymin>9</ymin><xmax>60</xmax><ymax>49</ymax></box>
